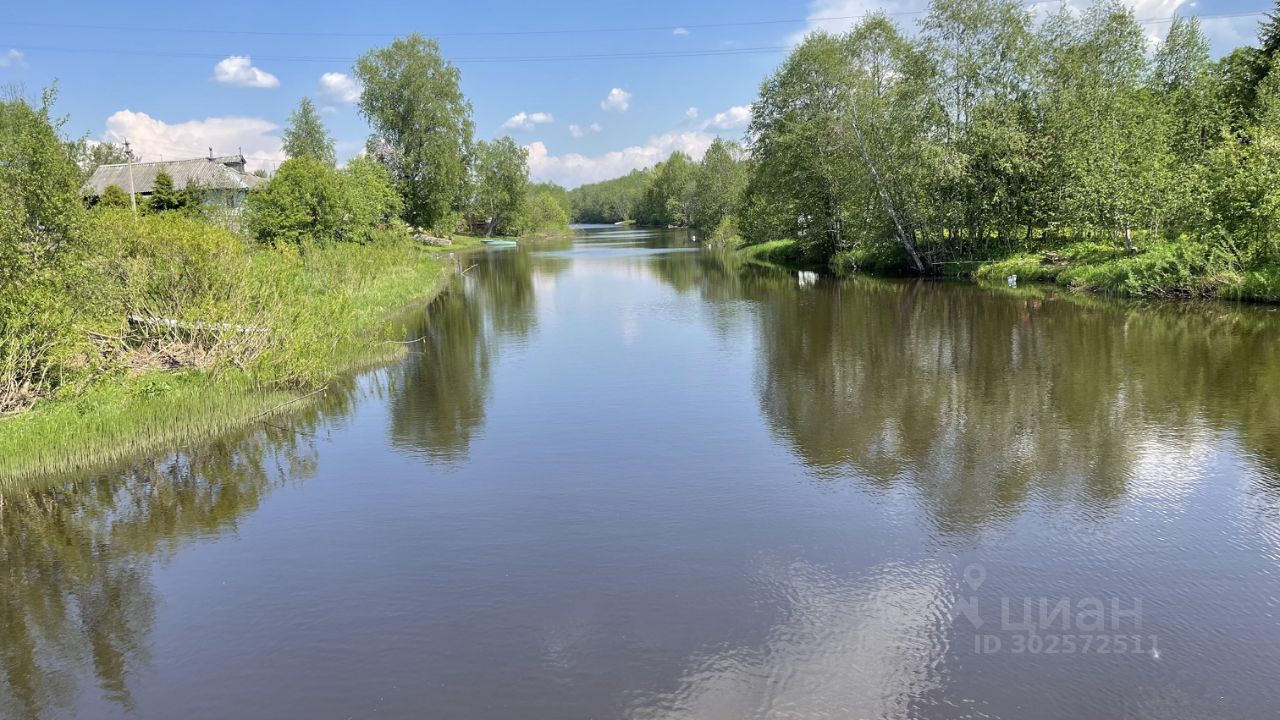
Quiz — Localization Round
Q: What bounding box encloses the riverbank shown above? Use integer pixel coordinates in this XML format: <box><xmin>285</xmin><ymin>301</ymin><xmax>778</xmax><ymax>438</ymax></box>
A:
<box><xmin>0</xmin><ymin>235</ymin><xmax>468</xmax><ymax>488</ymax></box>
<box><xmin>735</xmin><ymin>238</ymin><xmax>1280</xmax><ymax>303</ymax></box>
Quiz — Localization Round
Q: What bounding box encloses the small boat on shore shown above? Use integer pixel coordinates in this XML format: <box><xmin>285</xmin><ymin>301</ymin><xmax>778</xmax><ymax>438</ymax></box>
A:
<box><xmin>482</xmin><ymin>239</ymin><xmax>518</xmax><ymax>248</ymax></box>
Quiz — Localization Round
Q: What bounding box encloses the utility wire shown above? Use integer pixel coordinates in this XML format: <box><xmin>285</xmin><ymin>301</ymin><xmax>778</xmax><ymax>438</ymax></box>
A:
<box><xmin>0</xmin><ymin>7</ymin><xmax>1266</xmax><ymax>41</ymax></box>
<box><xmin>0</xmin><ymin>10</ymin><xmax>1267</xmax><ymax>65</ymax></box>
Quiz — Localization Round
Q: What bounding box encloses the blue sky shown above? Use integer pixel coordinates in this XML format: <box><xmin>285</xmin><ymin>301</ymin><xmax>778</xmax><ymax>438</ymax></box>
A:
<box><xmin>0</xmin><ymin>0</ymin><xmax>1267</xmax><ymax>187</ymax></box>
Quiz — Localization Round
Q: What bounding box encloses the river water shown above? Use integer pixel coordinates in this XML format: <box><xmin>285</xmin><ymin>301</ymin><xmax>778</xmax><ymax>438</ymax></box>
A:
<box><xmin>4</xmin><ymin>226</ymin><xmax>1280</xmax><ymax>719</ymax></box>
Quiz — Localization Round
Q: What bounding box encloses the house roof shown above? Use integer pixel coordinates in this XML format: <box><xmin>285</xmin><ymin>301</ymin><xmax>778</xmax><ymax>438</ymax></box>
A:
<box><xmin>85</xmin><ymin>155</ymin><xmax>264</xmax><ymax>196</ymax></box>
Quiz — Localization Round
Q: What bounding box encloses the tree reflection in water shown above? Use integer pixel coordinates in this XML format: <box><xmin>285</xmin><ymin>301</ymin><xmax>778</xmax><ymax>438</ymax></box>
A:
<box><xmin>0</xmin><ymin>404</ymin><xmax>337</xmax><ymax>719</ymax></box>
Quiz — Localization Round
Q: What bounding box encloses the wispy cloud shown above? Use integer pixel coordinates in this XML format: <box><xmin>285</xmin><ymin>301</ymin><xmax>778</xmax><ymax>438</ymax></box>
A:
<box><xmin>502</xmin><ymin>111</ymin><xmax>555</xmax><ymax>131</ymax></box>
<box><xmin>685</xmin><ymin>107</ymin><xmax>700</xmax><ymax>120</ymax></box>
<box><xmin>568</xmin><ymin>122</ymin><xmax>603</xmax><ymax>138</ymax></box>
<box><xmin>673</xmin><ymin>27</ymin><xmax>690</xmax><ymax>36</ymax></box>
<box><xmin>600</xmin><ymin>87</ymin><xmax>632</xmax><ymax>113</ymax></box>
<box><xmin>0</xmin><ymin>49</ymin><xmax>25</xmax><ymax>69</ymax></box>
<box><xmin>319</xmin><ymin>72</ymin><xmax>362</xmax><ymax>103</ymax></box>
<box><xmin>212</xmin><ymin>56</ymin><xmax>279</xmax><ymax>88</ymax></box>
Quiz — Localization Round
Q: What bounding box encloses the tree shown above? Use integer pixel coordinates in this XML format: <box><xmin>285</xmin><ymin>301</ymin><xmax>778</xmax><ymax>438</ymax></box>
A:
<box><xmin>1154</xmin><ymin>17</ymin><xmax>1216</xmax><ymax>165</ymax></box>
<box><xmin>690</xmin><ymin>139</ymin><xmax>748</xmax><ymax>231</ymax></box>
<box><xmin>469</xmin><ymin>136</ymin><xmax>528</xmax><ymax>236</ymax></box>
<box><xmin>355</xmin><ymin>34</ymin><xmax>475</xmax><ymax>231</ymax></box>
<box><xmin>78</xmin><ymin>140</ymin><xmax>136</xmax><ymax>177</ymax></box>
<box><xmin>0</xmin><ymin>87</ymin><xmax>86</xmax><ymax>276</ymax></box>
<box><xmin>148</xmin><ymin>171</ymin><xmax>186</xmax><ymax>212</ymax></box>
<box><xmin>246</xmin><ymin>157</ymin><xmax>346</xmax><ymax>245</ymax></box>
<box><xmin>341</xmin><ymin>156</ymin><xmax>403</xmax><ymax>243</ymax></box>
<box><xmin>282</xmin><ymin>97</ymin><xmax>336</xmax><ymax>165</ymax></box>
<box><xmin>636</xmin><ymin>151</ymin><xmax>697</xmax><ymax>226</ymax></box>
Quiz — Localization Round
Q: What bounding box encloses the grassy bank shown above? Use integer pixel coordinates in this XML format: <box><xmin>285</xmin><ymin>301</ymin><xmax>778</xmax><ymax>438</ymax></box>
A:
<box><xmin>972</xmin><ymin>241</ymin><xmax>1280</xmax><ymax>303</ymax></box>
<box><xmin>736</xmin><ymin>238</ymin><xmax>1280</xmax><ymax>304</ymax></box>
<box><xmin>0</xmin><ymin>230</ymin><xmax>459</xmax><ymax>486</ymax></box>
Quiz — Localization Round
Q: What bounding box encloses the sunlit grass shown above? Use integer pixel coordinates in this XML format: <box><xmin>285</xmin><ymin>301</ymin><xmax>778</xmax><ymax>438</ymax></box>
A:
<box><xmin>0</xmin><ymin>237</ymin><xmax>457</xmax><ymax>486</ymax></box>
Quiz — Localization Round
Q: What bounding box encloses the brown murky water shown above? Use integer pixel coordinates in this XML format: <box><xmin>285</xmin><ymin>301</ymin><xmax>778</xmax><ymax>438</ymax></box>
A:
<box><xmin>4</xmin><ymin>226</ymin><xmax>1280</xmax><ymax>719</ymax></box>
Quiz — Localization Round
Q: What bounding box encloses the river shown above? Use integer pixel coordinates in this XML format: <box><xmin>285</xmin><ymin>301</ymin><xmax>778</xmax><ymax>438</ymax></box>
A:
<box><xmin>4</xmin><ymin>225</ymin><xmax>1279</xmax><ymax>719</ymax></box>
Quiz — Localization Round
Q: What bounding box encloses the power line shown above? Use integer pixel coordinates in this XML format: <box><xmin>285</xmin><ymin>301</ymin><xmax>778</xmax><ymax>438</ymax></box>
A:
<box><xmin>0</xmin><ymin>6</ymin><xmax>1265</xmax><ymax>41</ymax></box>
<box><xmin>1</xmin><ymin>10</ymin><xmax>1266</xmax><ymax>66</ymax></box>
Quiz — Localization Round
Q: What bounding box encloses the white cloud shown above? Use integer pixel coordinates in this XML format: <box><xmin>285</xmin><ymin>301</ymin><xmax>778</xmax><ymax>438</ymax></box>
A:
<box><xmin>685</xmin><ymin>107</ymin><xmax>699</xmax><ymax>120</ymax></box>
<box><xmin>502</xmin><ymin>111</ymin><xmax>555</xmax><ymax>131</ymax></box>
<box><xmin>319</xmin><ymin>72</ymin><xmax>362</xmax><ymax>103</ymax></box>
<box><xmin>525</xmin><ymin>130</ymin><xmax>716</xmax><ymax>188</ymax></box>
<box><xmin>212</xmin><ymin>56</ymin><xmax>279</xmax><ymax>88</ymax></box>
<box><xmin>101</xmin><ymin>110</ymin><xmax>284</xmax><ymax>172</ymax></box>
<box><xmin>702</xmin><ymin>104</ymin><xmax>752</xmax><ymax>130</ymax></box>
<box><xmin>600</xmin><ymin>88</ymin><xmax>632</xmax><ymax>113</ymax></box>
<box><xmin>788</xmin><ymin>0</ymin><xmax>921</xmax><ymax>44</ymax></box>
<box><xmin>568</xmin><ymin>122</ymin><xmax>603</xmax><ymax>138</ymax></box>
<box><xmin>0</xmin><ymin>49</ymin><xmax>25</xmax><ymax>69</ymax></box>
<box><xmin>673</xmin><ymin>27</ymin><xmax>690</xmax><ymax>36</ymax></box>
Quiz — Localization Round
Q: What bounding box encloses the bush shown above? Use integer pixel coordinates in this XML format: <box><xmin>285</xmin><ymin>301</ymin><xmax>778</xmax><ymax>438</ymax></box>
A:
<box><xmin>79</xmin><ymin>209</ymin><xmax>251</xmax><ymax>323</ymax></box>
<box><xmin>341</xmin><ymin>156</ymin><xmax>403</xmax><ymax>243</ymax></box>
<box><xmin>99</xmin><ymin>184</ymin><xmax>131</xmax><ymax>208</ymax></box>
<box><xmin>246</xmin><ymin>157</ymin><xmax>347</xmax><ymax>245</ymax></box>
<box><xmin>831</xmin><ymin>242</ymin><xmax>913</xmax><ymax>276</ymax></box>
<box><xmin>706</xmin><ymin>215</ymin><xmax>741</xmax><ymax>247</ymax></box>
<box><xmin>515</xmin><ymin>183</ymin><xmax>571</xmax><ymax>236</ymax></box>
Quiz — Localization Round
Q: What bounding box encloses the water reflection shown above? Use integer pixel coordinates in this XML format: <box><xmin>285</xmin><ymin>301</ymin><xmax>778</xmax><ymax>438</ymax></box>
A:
<box><xmin>0</xmin><ymin>415</ymin><xmax>329</xmax><ymax>719</ymax></box>
<box><xmin>388</xmin><ymin>246</ymin><xmax>569</xmax><ymax>462</ymax></box>
<box><xmin>733</xmin><ymin>277</ymin><xmax>1280</xmax><ymax>532</ymax></box>
<box><xmin>4</xmin><ymin>227</ymin><xmax>1280</xmax><ymax>718</ymax></box>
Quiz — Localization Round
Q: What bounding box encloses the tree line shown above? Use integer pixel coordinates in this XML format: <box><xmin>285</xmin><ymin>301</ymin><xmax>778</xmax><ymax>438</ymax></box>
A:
<box><xmin>568</xmin><ymin>139</ymin><xmax>748</xmax><ymax>240</ymax></box>
<box><xmin>574</xmin><ymin>0</ymin><xmax>1280</xmax><ymax>298</ymax></box>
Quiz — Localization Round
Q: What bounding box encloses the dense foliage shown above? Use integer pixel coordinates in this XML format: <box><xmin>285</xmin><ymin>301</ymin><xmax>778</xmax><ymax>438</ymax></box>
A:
<box><xmin>728</xmin><ymin>0</ymin><xmax>1280</xmax><ymax>295</ymax></box>
<box><xmin>568</xmin><ymin>170</ymin><xmax>651</xmax><ymax>224</ymax></box>
<box><xmin>356</xmin><ymin>34</ymin><xmax>475</xmax><ymax>232</ymax></box>
<box><xmin>467</xmin><ymin>136</ymin><xmax>528</xmax><ymax>236</ymax></box>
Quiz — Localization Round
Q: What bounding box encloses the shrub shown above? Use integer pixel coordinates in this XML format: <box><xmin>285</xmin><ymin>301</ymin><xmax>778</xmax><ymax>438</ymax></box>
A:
<box><xmin>80</xmin><ymin>209</ymin><xmax>251</xmax><ymax>323</ymax></box>
<box><xmin>830</xmin><ymin>242</ymin><xmax>913</xmax><ymax>276</ymax></box>
<box><xmin>246</xmin><ymin>157</ymin><xmax>347</xmax><ymax>245</ymax></box>
<box><xmin>706</xmin><ymin>215</ymin><xmax>741</xmax><ymax>247</ymax></box>
<box><xmin>99</xmin><ymin>184</ymin><xmax>131</xmax><ymax>208</ymax></box>
<box><xmin>515</xmin><ymin>182</ymin><xmax>571</xmax><ymax>236</ymax></box>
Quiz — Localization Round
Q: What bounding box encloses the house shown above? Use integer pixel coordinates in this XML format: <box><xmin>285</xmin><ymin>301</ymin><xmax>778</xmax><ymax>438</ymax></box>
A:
<box><xmin>85</xmin><ymin>151</ymin><xmax>265</xmax><ymax>209</ymax></box>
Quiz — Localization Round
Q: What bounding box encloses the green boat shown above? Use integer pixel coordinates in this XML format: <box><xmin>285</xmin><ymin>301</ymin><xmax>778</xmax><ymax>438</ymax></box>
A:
<box><xmin>481</xmin><ymin>239</ymin><xmax>518</xmax><ymax>248</ymax></box>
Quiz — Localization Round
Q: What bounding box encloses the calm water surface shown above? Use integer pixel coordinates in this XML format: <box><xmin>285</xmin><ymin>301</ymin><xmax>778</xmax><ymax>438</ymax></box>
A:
<box><xmin>5</xmin><ymin>226</ymin><xmax>1280</xmax><ymax>719</ymax></box>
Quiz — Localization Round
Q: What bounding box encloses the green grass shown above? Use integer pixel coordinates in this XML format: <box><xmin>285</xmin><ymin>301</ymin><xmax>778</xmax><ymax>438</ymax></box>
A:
<box><xmin>0</xmin><ymin>238</ymin><xmax>456</xmax><ymax>486</ymax></box>
<box><xmin>974</xmin><ymin>241</ymin><xmax>1280</xmax><ymax>303</ymax></box>
<box><xmin>739</xmin><ymin>239</ymin><xmax>812</xmax><ymax>267</ymax></box>
<box><xmin>0</xmin><ymin>371</ymin><xmax>294</xmax><ymax>490</ymax></box>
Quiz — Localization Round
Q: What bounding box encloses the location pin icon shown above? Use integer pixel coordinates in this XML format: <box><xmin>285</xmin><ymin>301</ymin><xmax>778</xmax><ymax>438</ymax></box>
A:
<box><xmin>963</xmin><ymin>563</ymin><xmax>987</xmax><ymax>591</ymax></box>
